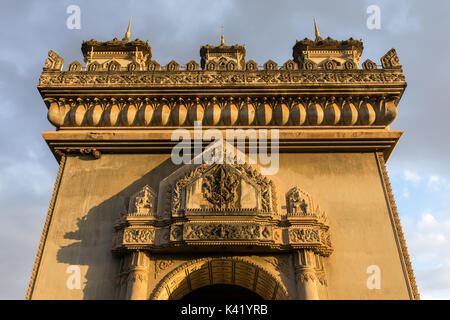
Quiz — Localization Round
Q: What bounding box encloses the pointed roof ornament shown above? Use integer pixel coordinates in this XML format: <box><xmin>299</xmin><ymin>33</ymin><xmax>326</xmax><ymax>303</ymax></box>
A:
<box><xmin>123</xmin><ymin>17</ymin><xmax>132</xmax><ymax>41</ymax></box>
<box><xmin>220</xmin><ymin>26</ymin><xmax>225</xmax><ymax>46</ymax></box>
<box><xmin>314</xmin><ymin>17</ymin><xmax>322</xmax><ymax>41</ymax></box>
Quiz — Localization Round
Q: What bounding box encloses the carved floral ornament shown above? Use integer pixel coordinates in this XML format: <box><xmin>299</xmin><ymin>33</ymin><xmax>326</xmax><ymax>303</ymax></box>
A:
<box><xmin>45</xmin><ymin>95</ymin><xmax>400</xmax><ymax>128</ymax></box>
<box><xmin>111</xmin><ymin>164</ymin><xmax>333</xmax><ymax>257</ymax></box>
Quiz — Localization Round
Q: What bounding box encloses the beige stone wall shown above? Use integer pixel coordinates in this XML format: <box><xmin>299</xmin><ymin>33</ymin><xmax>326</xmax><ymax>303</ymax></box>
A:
<box><xmin>31</xmin><ymin>154</ymin><xmax>174</xmax><ymax>299</ymax></box>
<box><xmin>274</xmin><ymin>153</ymin><xmax>410</xmax><ymax>299</ymax></box>
<box><xmin>30</xmin><ymin>152</ymin><xmax>410</xmax><ymax>299</ymax></box>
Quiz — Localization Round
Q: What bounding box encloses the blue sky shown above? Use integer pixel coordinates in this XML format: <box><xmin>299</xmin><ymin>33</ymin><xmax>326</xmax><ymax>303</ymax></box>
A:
<box><xmin>0</xmin><ymin>0</ymin><xmax>449</xmax><ymax>299</ymax></box>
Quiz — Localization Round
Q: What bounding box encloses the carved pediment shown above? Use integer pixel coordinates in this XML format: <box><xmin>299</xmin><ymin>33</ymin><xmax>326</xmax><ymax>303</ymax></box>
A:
<box><xmin>104</xmin><ymin>60</ymin><xmax>121</xmax><ymax>71</ymax></box>
<box><xmin>127</xmin><ymin>61</ymin><xmax>141</xmax><ymax>71</ymax></box>
<box><xmin>344</xmin><ymin>60</ymin><xmax>357</xmax><ymax>70</ymax></box>
<box><xmin>67</xmin><ymin>61</ymin><xmax>82</xmax><ymax>71</ymax></box>
<box><xmin>362</xmin><ymin>59</ymin><xmax>377</xmax><ymax>70</ymax></box>
<box><xmin>147</xmin><ymin>60</ymin><xmax>160</xmax><ymax>71</ymax></box>
<box><xmin>185</xmin><ymin>60</ymin><xmax>199</xmax><ymax>71</ymax></box>
<box><xmin>264</xmin><ymin>60</ymin><xmax>278</xmax><ymax>71</ymax></box>
<box><xmin>217</xmin><ymin>57</ymin><xmax>228</xmax><ymax>70</ymax></box>
<box><xmin>381</xmin><ymin>48</ymin><xmax>401</xmax><ymax>69</ymax></box>
<box><xmin>87</xmin><ymin>61</ymin><xmax>102</xmax><ymax>71</ymax></box>
<box><xmin>286</xmin><ymin>186</ymin><xmax>327</xmax><ymax>220</ymax></box>
<box><xmin>44</xmin><ymin>50</ymin><xmax>64</xmax><ymax>71</ymax></box>
<box><xmin>128</xmin><ymin>185</ymin><xmax>157</xmax><ymax>216</ymax></box>
<box><xmin>321</xmin><ymin>58</ymin><xmax>339</xmax><ymax>70</ymax></box>
<box><xmin>282</xmin><ymin>60</ymin><xmax>297</xmax><ymax>71</ymax></box>
<box><xmin>205</xmin><ymin>61</ymin><xmax>217</xmax><ymax>71</ymax></box>
<box><xmin>170</xmin><ymin>163</ymin><xmax>277</xmax><ymax>216</ymax></box>
<box><xmin>302</xmin><ymin>59</ymin><xmax>317</xmax><ymax>70</ymax></box>
<box><xmin>245</xmin><ymin>60</ymin><xmax>258</xmax><ymax>71</ymax></box>
<box><xmin>166</xmin><ymin>60</ymin><xmax>180</xmax><ymax>71</ymax></box>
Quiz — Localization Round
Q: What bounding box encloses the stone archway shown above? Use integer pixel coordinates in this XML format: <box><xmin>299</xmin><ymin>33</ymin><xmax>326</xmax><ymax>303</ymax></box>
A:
<box><xmin>151</xmin><ymin>257</ymin><xmax>289</xmax><ymax>300</ymax></box>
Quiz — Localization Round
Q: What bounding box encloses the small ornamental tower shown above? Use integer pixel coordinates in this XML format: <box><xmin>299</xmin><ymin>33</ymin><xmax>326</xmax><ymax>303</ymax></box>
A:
<box><xmin>80</xmin><ymin>20</ymin><xmax>152</xmax><ymax>71</ymax></box>
<box><xmin>27</xmin><ymin>21</ymin><xmax>418</xmax><ymax>300</ymax></box>
<box><xmin>200</xmin><ymin>31</ymin><xmax>246</xmax><ymax>71</ymax></box>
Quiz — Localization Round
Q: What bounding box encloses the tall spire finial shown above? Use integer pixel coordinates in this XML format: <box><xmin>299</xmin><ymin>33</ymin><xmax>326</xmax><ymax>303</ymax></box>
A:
<box><xmin>314</xmin><ymin>17</ymin><xmax>322</xmax><ymax>41</ymax></box>
<box><xmin>124</xmin><ymin>17</ymin><xmax>132</xmax><ymax>41</ymax></box>
<box><xmin>220</xmin><ymin>26</ymin><xmax>225</xmax><ymax>46</ymax></box>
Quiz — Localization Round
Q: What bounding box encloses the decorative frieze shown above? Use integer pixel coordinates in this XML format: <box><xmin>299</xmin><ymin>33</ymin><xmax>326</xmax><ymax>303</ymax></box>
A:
<box><xmin>39</xmin><ymin>69</ymin><xmax>406</xmax><ymax>91</ymax></box>
<box><xmin>114</xmin><ymin>223</ymin><xmax>331</xmax><ymax>254</ymax></box>
<box><xmin>183</xmin><ymin>223</ymin><xmax>273</xmax><ymax>241</ymax></box>
<box><xmin>288</xmin><ymin>228</ymin><xmax>320</xmax><ymax>243</ymax></box>
<box><xmin>123</xmin><ymin>228</ymin><xmax>156</xmax><ymax>244</ymax></box>
<box><xmin>44</xmin><ymin>95</ymin><xmax>399</xmax><ymax>128</ymax></box>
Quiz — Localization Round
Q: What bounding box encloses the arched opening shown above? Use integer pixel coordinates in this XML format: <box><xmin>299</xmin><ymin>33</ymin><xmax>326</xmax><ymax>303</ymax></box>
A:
<box><xmin>181</xmin><ymin>284</ymin><xmax>264</xmax><ymax>301</ymax></box>
<box><xmin>151</xmin><ymin>258</ymin><xmax>288</xmax><ymax>300</ymax></box>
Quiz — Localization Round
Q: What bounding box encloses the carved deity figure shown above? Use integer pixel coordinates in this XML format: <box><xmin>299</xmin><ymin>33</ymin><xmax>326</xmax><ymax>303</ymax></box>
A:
<box><xmin>287</xmin><ymin>187</ymin><xmax>309</xmax><ymax>215</ymax></box>
<box><xmin>129</xmin><ymin>185</ymin><xmax>156</xmax><ymax>215</ymax></box>
<box><xmin>202</xmin><ymin>165</ymin><xmax>239</xmax><ymax>209</ymax></box>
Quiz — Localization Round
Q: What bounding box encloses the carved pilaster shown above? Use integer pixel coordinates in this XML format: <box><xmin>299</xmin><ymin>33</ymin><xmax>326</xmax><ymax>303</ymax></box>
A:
<box><xmin>116</xmin><ymin>251</ymin><xmax>150</xmax><ymax>300</ymax></box>
<box><xmin>126</xmin><ymin>268</ymin><xmax>149</xmax><ymax>300</ymax></box>
<box><xmin>294</xmin><ymin>250</ymin><xmax>319</xmax><ymax>300</ymax></box>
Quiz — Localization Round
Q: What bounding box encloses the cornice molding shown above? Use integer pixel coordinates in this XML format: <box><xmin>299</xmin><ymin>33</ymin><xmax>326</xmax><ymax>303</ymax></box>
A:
<box><xmin>42</xmin><ymin>129</ymin><xmax>402</xmax><ymax>162</ymax></box>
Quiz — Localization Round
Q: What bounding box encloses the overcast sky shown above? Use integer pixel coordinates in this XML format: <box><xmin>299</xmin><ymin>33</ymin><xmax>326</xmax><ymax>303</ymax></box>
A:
<box><xmin>0</xmin><ymin>0</ymin><xmax>449</xmax><ymax>299</ymax></box>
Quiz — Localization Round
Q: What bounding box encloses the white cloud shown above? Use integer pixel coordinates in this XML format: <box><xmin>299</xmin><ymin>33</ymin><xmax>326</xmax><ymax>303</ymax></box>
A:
<box><xmin>404</xmin><ymin>210</ymin><xmax>450</xmax><ymax>298</ymax></box>
<box><xmin>428</xmin><ymin>175</ymin><xmax>441</xmax><ymax>185</ymax></box>
<box><xmin>427</xmin><ymin>175</ymin><xmax>448</xmax><ymax>192</ymax></box>
<box><xmin>418</xmin><ymin>213</ymin><xmax>439</xmax><ymax>229</ymax></box>
<box><xmin>403</xmin><ymin>169</ymin><xmax>421</xmax><ymax>184</ymax></box>
<box><xmin>402</xmin><ymin>187</ymin><xmax>410</xmax><ymax>198</ymax></box>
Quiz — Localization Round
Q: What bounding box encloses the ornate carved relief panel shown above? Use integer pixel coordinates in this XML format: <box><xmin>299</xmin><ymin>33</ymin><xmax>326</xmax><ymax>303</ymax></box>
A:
<box><xmin>112</xmin><ymin>162</ymin><xmax>332</xmax><ymax>257</ymax></box>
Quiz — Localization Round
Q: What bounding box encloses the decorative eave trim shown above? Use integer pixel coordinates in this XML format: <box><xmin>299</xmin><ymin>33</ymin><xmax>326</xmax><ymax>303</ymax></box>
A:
<box><xmin>25</xmin><ymin>151</ymin><xmax>67</xmax><ymax>300</ymax></box>
<box><xmin>375</xmin><ymin>152</ymin><xmax>420</xmax><ymax>300</ymax></box>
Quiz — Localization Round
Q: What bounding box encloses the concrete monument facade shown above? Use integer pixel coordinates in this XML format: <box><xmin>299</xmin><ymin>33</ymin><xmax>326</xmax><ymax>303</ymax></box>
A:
<box><xmin>27</xmin><ymin>23</ymin><xmax>419</xmax><ymax>300</ymax></box>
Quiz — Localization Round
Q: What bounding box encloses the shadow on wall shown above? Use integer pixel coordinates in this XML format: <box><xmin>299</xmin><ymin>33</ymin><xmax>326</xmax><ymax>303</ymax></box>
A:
<box><xmin>56</xmin><ymin>154</ymin><xmax>179</xmax><ymax>299</ymax></box>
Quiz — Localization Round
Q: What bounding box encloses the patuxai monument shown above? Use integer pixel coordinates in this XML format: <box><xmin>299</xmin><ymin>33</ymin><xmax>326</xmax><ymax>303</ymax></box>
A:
<box><xmin>26</xmin><ymin>21</ymin><xmax>419</xmax><ymax>300</ymax></box>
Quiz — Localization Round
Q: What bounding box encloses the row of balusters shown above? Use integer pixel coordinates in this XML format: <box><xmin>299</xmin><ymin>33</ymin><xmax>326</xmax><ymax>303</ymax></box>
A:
<box><xmin>46</xmin><ymin>97</ymin><xmax>398</xmax><ymax>128</ymax></box>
